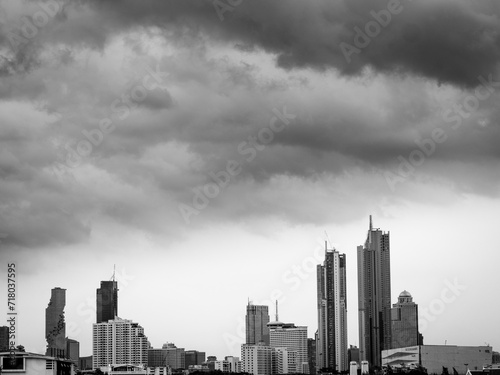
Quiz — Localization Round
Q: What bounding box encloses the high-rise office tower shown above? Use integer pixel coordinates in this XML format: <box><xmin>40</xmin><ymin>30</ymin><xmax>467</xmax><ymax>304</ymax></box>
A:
<box><xmin>46</xmin><ymin>287</ymin><xmax>66</xmax><ymax>358</ymax></box>
<box><xmin>92</xmin><ymin>318</ymin><xmax>148</xmax><ymax>369</ymax></box>
<box><xmin>390</xmin><ymin>291</ymin><xmax>423</xmax><ymax>349</ymax></box>
<box><xmin>96</xmin><ymin>280</ymin><xmax>118</xmax><ymax>323</ymax></box>
<box><xmin>357</xmin><ymin>216</ymin><xmax>392</xmax><ymax>367</ymax></box>
<box><xmin>246</xmin><ymin>303</ymin><xmax>270</xmax><ymax>345</ymax></box>
<box><xmin>316</xmin><ymin>243</ymin><xmax>348</xmax><ymax>372</ymax></box>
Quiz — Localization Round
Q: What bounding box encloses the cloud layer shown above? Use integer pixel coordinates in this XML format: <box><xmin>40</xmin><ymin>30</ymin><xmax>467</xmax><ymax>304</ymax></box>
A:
<box><xmin>0</xmin><ymin>0</ymin><xmax>499</xmax><ymax>249</ymax></box>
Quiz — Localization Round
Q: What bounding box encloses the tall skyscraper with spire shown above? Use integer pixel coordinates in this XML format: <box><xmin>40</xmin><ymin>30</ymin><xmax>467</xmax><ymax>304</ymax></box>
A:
<box><xmin>316</xmin><ymin>242</ymin><xmax>348</xmax><ymax>373</ymax></box>
<box><xmin>46</xmin><ymin>287</ymin><xmax>66</xmax><ymax>358</ymax></box>
<box><xmin>357</xmin><ymin>216</ymin><xmax>392</xmax><ymax>368</ymax></box>
<box><xmin>246</xmin><ymin>303</ymin><xmax>270</xmax><ymax>345</ymax></box>
<box><xmin>96</xmin><ymin>279</ymin><xmax>118</xmax><ymax>323</ymax></box>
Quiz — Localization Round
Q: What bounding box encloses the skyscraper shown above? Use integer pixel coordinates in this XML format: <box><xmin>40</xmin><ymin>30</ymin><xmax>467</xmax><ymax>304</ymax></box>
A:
<box><xmin>246</xmin><ymin>303</ymin><xmax>270</xmax><ymax>345</ymax></box>
<box><xmin>391</xmin><ymin>291</ymin><xmax>423</xmax><ymax>349</ymax></box>
<box><xmin>46</xmin><ymin>287</ymin><xmax>66</xmax><ymax>358</ymax></box>
<box><xmin>357</xmin><ymin>216</ymin><xmax>392</xmax><ymax>368</ymax></box>
<box><xmin>316</xmin><ymin>243</ymin><xmax>348</xmax><ymax>372</ymax></box>
<box><xmin>92</xmin><ymin>317</ymin><xmax>148</xmax><ymax>369</ymax></box>
<box><xmin>96</xmin><ymin>280</ymin><xmax>118</xmax><ymax>323</ymax></box>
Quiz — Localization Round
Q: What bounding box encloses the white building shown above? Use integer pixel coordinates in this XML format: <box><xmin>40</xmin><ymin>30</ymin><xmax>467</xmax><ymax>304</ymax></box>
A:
<box><xmin>104</xmin><ymin>364</ymin><xmax>170</xmax><ymax>375</ymax></box>
<box><xmin>93</xmin><ymin>317</ymin><xmax>149</xmax><ymax>369</ymax></box>
<box><xmin>241</xmin><ymin>343</ymin><xmax>272</xmax><ymax>375</ymax></box>
<box><xmin>272</xmin><ymin>347</ymin><xmax>299</xmax><ymax>374</ymax></box>
<box><xmin>0</xmin><ymin>351</ymin><xmax>75</xmax><ymax>375</ymax></box>
<box><xmin>214</xmin><ymin>356</ymin><xmax>241</xmax><ymax>373</ymax></box>
<box><xmin>382</xmin><ymin>345</ymin><xmax>493</xmax><ymax>374</ymax></box>
<box><xmin>268</xmin><ymin>321</ymin><xmax>308</xmax><ymax>374</ymax></box>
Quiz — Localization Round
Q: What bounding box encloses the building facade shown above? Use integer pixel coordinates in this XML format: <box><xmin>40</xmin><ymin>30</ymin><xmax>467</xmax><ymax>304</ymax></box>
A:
<box><xmin>46</xmin><ymin>287</ymin><xmax>66</xmax><ymax>358</ymax></box>
<box><xmin>214</xmin><ymin>356</ymin><xmax>241</xmax><ymax>373</ymax></box>
<box><xmin>390</xmin><ymin>291</ymin><xmax>423</xmax><ymax>349</ymax></box>
<box><xmin>0</xmin><ymin>326</ymin><xmax>9</xmax><ymax>352</ymax></box>
<box><xmin>269</xmin><ymin>321</ymin><xmax>308</xmax><ymax>373</ymax></box>
<box><xmin>241</xmin><ymin>343</ymin><xmax>272</xmax><ymax>375</ymax></box>
<box><xmin>382</xmin><ymin>345</ymin><xmax>493</xmax><ymax>374</ymax></box>
<box><xmin>0</xmin><ymin>351</ymin><xmax>75</xmax><ymax>375</ymax></box>
<box><xmin>148</xmin><ymin>349</ymin><xmax>168</xmax><ymax>368</ymax></box>
<box><xmin>307</xmin><ymin>338</ymin><xmax>316</xmax><ymax>375</ymax></box>
<box><xmin>358</xmin><ymin>216</ymin><xmax>392</xmax><ymax>367</ymax></box>
<box><xmin>185</xmin><ymin>350</ymin><xmax>206</xmax><ymax>368</ymax></box>
<box><xmin>96</xmin><ymin>281</ymin><xmax>118</xmax><ymax>324</ymax></box>
<box><xmin>162</xmin><ymin>343</ymin><xmax>185</xmax><ymax>370</ymax></box>
<box><xmin>65</xmin><ymin>338</ymin><xmax>79</xmax><ymax>366</ymax></box>
<box><xmin>317</xmin><ymin>243</ymin><xmax>348</xmax><ymax>372</ymax></box>
<box><xmin>246</xmin><ymin>304</ymin><xmax>270</xmax><ymax>346</ymax></box>
<box><xmin>92</xmin><ymin>318</ymin><xmax>149</xmax><ymax>369</ymax></box>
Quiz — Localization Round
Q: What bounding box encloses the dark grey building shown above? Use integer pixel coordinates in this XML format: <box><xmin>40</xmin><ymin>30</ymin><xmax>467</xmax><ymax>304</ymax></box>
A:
<box><xmin>357</xmin><ymin>216</ymin><xmax>392</xmax><ymax>368</ymax></box>
<box><xmin>308</xmin><ymin>338</ymin><xmax>317</xmax><ymax>375</ymax></box>
<box><xmin>0</xmin><ymin>326</ymin><xmax>9</xmax><ymax>352</ymax></box>
<box><xmin>66</xmin><ymin>338</ymin><xmax>79</xmax><ymax>365</ymax></box>
<box><xmin>148</xmin><ymin>348</ymin><xmax>168</xmax><ymax>368</ymax></box>
<box><xmin>348</xmin><ymin>345</ymin><xmax>360</xmax><ymax>365</ymax></box>
<box><xmin>96</xmin><ymin>280</ymin><xmax>118</xmax><ymax>323</ymax></box>
<box><xmin>185</xmin><ymin>350</ymin><xmax>206</xmax><ymax>368</ymax></box>
<box><xmin>246</xmin><ymin>303</ymin><xmax>270</xmax><ymax>345</ymax></box>
<box><xmin>79</xmin><ymin>355</ymin><xmax>93</xmax><ymax>370</ymax></box>
<box><xmin>46</xmin><ymin>287</ymin><xmax>66</xmax><ymax>358</ymax></box>
<box><xmin>391</xmin><ymin>291</ymin><xmax>423</xmax><ymax>349</ymax></box>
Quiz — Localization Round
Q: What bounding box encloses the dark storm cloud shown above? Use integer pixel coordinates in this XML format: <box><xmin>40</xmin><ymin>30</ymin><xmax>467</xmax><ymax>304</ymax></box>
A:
<box><xmin>1</xmin><ymin>0</ymin><xmax>500</xmax><ymax>249</ymax></box>
<box><xmin>6</xmin><ymin>0</ymin><xmax>497</xmax><ymax>88</ymax></box>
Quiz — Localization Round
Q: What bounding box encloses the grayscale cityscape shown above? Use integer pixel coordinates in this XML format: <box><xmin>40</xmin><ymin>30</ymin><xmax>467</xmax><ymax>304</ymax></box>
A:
<box><xmin>0</xmin><ymin>1</ymin><xmax>499</xmax><ymax>375</ymax></box>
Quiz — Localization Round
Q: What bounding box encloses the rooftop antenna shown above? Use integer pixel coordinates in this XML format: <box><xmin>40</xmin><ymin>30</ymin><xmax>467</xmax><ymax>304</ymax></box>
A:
<box><xmin>275</xmin><ymin>300</ymin><xmax>279</xmax><ymax>322</ymax></box>
<box><xmin>111</xmin><ymin>264</ymin><xmax>116</xmax><ymax>282</ymax></box>
<box><xmin>324</xmin><ymin>231</ymin><xmax>332</xmax><ymax>249</ymax></box>
<box><xmin>369</xmin><ymin>215</ymin><xmax>373</xmax><ymax>231</ymax></box>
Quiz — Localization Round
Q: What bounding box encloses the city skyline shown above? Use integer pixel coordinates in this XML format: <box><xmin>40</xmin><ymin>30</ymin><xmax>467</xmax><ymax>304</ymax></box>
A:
<box><xmin>1</xmin><ymin>215</ymin><xmax>498</xmax><ymax>362</ymax></box>
<box><xmin>1</xmin><ymin>0</ymin><xmax>500</xmax><ymax>367</ymax></box>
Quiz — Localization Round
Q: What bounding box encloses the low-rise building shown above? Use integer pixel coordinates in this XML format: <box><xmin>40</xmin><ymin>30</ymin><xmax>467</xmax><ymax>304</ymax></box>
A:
<box><xmin>382</xmin><ymin>345</ymin><xmax>492</xmax><ymax>374</ymax></box>
<box><xmin>0</xmin><ymin>351</ymin><xmax>75</xmax><ymax>375</ymax></box>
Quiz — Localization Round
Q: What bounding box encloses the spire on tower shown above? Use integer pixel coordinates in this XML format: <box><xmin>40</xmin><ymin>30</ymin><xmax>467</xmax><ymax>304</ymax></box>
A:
<box><xmin>369</xmin><ymin>215</ymin><xmax>373</xmax><ymax>231</ymax></box>
<box><xmin>275</xmin><ymin>300</ymin><xmax>279</xmax><ymax>322</ymax></box>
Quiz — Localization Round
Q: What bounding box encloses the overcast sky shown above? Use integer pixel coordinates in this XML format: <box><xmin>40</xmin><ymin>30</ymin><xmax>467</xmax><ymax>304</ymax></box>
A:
<box><xmin>0</xmin><ymin>0</ymin><xmax>499</xmax><ymax>361</ymax></box>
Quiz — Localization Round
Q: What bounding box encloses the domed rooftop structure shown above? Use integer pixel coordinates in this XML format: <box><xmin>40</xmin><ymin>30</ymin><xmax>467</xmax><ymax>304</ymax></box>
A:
<box><xmin>399</xmin><ymin>290</ymin><xmax>412</xmax><ymax>298</ymax></box>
